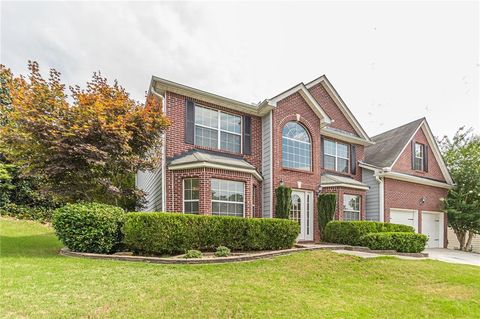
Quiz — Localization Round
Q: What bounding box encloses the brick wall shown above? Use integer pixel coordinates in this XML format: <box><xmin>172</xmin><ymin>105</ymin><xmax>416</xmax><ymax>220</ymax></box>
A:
<box><xmin>321</xmin><ymin>187</ymin><xmax>367</xmax><ymax>221</ymax></box>
<box><xmin>384</xmin><ymin>178</ymin><xmax>448</xmax><ymax>247</ymax></box>
<box><xmin>392</xmin><ymin>127</ymin><xmax>446</xmax><ymax>181</ymax></box>
<box><xmin>165</xmin><ymin>167</ymin><xmax>261</xmax><ymax>218</ymax></box>
<box><xmin>308</xmin><ymin>83</ymin><xmax>358</xmax><ymax>136</ymax></box>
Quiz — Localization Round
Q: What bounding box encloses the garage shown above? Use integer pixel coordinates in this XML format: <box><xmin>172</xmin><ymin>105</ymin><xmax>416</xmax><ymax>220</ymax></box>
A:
<box><xmin>389</xmin><ymin>208</ymin><xmax>418</xmax><ymax>232</ymax></box>
<box><xmin>421</xmin><ymin>211</ymin><xmax>444</xmax><ymax>248</ymax></box>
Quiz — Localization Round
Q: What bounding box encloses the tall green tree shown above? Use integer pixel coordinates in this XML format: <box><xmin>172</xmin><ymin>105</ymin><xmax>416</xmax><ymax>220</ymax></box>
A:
<box><xmin>0</xmin><ymin>62</ymin><xmax>170</xmax><ymax>209</ymax></box>
<box><xmin>317</xmin><ymin>193</ymin><xmax>337</xmax><ymax>240</ymax></box>
<box><xmin>275</xmin><ymin>185</ymin><xmax>292</xmax><ymax>219</ymax></box>
<box><xmin>438</xmin><ymin>127</ymin><xmax>480</xmax><ymax>251</ymax></box>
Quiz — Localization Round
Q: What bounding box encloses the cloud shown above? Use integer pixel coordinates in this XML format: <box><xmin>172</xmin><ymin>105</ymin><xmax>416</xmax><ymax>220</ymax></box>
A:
<box><xmin>1</xmin><ymin>1</ymin><xmax>479</xmax><ymax>138</ymax></box>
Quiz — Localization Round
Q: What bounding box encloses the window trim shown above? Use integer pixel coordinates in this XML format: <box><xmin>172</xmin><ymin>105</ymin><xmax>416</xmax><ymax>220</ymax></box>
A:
<box><xmin>194</xmin><ymin>104</ymin><xmax>243</xmax><ymax>153</ymax></box>
<box><xmin>414</xmin><ymin>142</ymin><xmax>424</xmax><ymax>171</ymax></box>
<box><xmin>343</xmin><ymin>194</ymin><xmax>360</xmax><ymax>221</ymax></box>
<box><xmin>211</xmin><ymin>179</ymin><xmax>245</xmax><ymax>218</ymax></box>
<box><xmin>281</xmin><ymin>121</ymin><xmax>312</xmax><ymax>171</ymax></box>
<box><xmin>183</xmin><ymin>178</ymin><xmax>200</xmax><ymax>214</ymax></box>
<box><xmin>324</xmin><ymin>139</ymin><xmax>350</xmax><ymax>174</ymax></box>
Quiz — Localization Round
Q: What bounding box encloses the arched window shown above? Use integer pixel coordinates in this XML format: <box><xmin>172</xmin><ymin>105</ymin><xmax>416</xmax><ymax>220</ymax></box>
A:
<box><xmin>282</xmin><ymin>122</ymin><xmax>312</xmax><ymax>171</ymax></box>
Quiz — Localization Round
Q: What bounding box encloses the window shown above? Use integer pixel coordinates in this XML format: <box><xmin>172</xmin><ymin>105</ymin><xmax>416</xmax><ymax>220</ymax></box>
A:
<box><xmin>414</xmin><ymin>143</ymin><xmax>424</xmax><ymax>171</ymax></box>
<box><xmin>211</xmin><ymin>179</ymin><xmax>244</xmax><ymax>217</ymax></box>
<box><xmin>324</xmin><ymin>139</ymin><xmax>349</xmax><ymax>173</ymax></box>
<box><xmin>183</xmin><ymin>178</ymin><xmax>199</xmax><ymax>214</ymax></box>
<box><xmin>194</xmin><ymin>105</ymin><xmax>241</xmax><ymax>153</ymax></box>
<box><xmin>282</xmin><ymin>122</ymin><xmax>311</xmax><ymax>171</ymax></box>
<box><xmin>343</xmin><ymin>195</ymin><xmax>360</xmax><ymax>221</ymax></box>
<box><xmin>289</xmin><ymin>194</ymin><xmax>301</xmax><ymax>224</ymax></box>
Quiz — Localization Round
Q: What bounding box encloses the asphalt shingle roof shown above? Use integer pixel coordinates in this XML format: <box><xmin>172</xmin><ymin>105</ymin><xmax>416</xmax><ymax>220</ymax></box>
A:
<box><xmin>363</xmin><ymin>118</ymin><xmax>425</xmax><ymax>168</ymax></box>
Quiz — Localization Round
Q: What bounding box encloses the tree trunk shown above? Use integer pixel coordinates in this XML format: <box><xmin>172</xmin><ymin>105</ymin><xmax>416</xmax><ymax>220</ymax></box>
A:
<box><xmin>464</xmin><ymin>231</ymin><xmax>475</xmax><ymax>251</ymax></box>
<box><xmin>454</xmin><ymin>229</ymin><xmax>466</xmax><ymax>250</ymax></box>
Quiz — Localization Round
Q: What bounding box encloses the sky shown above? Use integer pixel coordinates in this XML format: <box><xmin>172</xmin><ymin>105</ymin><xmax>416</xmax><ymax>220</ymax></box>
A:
<box><xmin>1</xmin><ymin>1</ymin><xmax>479</xmax><ymax>139</ymax></box>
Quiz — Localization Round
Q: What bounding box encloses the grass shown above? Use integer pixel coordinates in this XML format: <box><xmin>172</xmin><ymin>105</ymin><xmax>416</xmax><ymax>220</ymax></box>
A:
<box><xmin>1</xmin><ymin>218</ymin><xmax>480</xmax><ymax>318</ymax></box>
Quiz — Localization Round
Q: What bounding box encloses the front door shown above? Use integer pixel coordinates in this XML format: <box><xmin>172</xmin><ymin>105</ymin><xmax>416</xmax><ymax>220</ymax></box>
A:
<box><xmin>290</xmin><ymin>190</ymin><xmax>314</xmax><ymax>241</ymax></box>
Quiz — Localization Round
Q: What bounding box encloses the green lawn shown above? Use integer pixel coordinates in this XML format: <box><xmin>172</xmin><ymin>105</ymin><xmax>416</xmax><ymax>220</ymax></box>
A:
<box><xmin>1</xmin><ymin>218</ymin><xmax>480</xmax><ymax>318</ymax></box>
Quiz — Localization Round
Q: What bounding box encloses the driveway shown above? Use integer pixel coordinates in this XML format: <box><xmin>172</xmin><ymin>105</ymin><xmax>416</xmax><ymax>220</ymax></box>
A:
<box><xmin>424</xmin><ymin>248</ymin><xmax>480</xmax><ymax>266</ymax></box>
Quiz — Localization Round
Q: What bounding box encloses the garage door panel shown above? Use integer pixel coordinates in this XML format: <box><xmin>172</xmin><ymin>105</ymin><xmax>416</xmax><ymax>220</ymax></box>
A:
<box><xmin>389</xmin><ymin>209</ymin><xmax>418</xmax><ymax>232</ymax></box>
<box><xmin>422</xmin><ymin>212</ymin><xmax>444</xmax><ymax>248</ymax></box>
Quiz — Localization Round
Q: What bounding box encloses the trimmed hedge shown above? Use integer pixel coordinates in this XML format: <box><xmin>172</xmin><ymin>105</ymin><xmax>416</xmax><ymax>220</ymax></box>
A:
<box><xmin>361</xmin><ymin>232</ymin><xmax>428</xmax><ymax>253</ymax></box>
<box><xmin>123</xmin><ymin>212</ymin><xmax>300</xmax><ymax>255</ymax></box>
<box><xmin>0</xmin><ymin>203</ymin><xmax>54</xmax><ymax>223</ymax></box>
<box><xmin>324</xmin><ymin>221</ymin><xmax>415</xmax><ymax>246</ymax></box>
<box><xmin>52</xmin><ymin>202</ymin><xmax>126</xmax><ymax>253</ymax></box>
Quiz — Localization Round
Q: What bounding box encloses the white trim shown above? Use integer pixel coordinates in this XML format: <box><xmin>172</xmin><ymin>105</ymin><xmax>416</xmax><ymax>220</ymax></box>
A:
<box><xmin>321</xmin><ymin>127</ymin><xmax>375</xmax><ymax>146</ymax></box>
<box><xmin>421</xmin><ymin>211</ymin><xmax>445</xmax><ymax>248</ymax></box>
<box><xmin>383</xmin><ymin>171</ymin><xmax>453</xmax><ymax>189</ymax></box>
<box><xmin>321</xmin><ymin>183</ymin><xmax>370</xmax><ymax>191</ymax></box>
<box><xmin>168</xmin><ymin>162</ymin><xmax>263</xmax><ymax>181</ymax></box>
<box><xmin>152</xmin><ymin>76</ymin><xmax>273</xmax><ymax>116</ymax></box>
<box><xmin>389</xmin><ymin>208</ymin><xmax>419</xmax><ymax>232</ymax></box>
<box><xmin>386</xmin><ymin>120</ymin><xmax>453</xmax><ymax>185</ymax></box>
<box><xmin>305</xmin><ymin>75</ymin><xmax>371</xmax><ymax>141</ymax></box>
<box><xmin>269</xmin><ymin>111</ymin><xmax>273</xmax><ymax>218</ymax></box>
<box><xmin>211</xmin><ymin>178</ymin><xmax>246</xmax><ymax>218</ymax></box>
<box><xmin>182</xmin><ymin>178</ymin><xmax>199</xmax><ymax>214</ymax></box>
<box><xmin>269</xmin><ymin>83</ymin><xmax>332</xmax><ymax>125</ymax></box>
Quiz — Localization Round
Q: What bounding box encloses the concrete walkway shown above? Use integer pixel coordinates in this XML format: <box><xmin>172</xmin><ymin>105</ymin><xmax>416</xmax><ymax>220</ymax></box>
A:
<box><xmin>333</xmin><ymin>248</ymin><xmax>480</xmax><ymax>266</ymax></box>
<box><xmin>424</xmin><ymin>248</ymin><xmax>480</xmax><ymax>266</ymax></box>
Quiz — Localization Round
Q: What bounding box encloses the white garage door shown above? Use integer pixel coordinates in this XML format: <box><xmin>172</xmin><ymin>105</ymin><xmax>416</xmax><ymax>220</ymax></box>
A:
<box><xmin>422</xmin><ymin>212</ymin><xmax>444</xmax><ymax>248</ymax></box>
<box><xmin>389</xmin><ymin>209</ymin><xmax>418</xmax><ymax>232</ymax></box>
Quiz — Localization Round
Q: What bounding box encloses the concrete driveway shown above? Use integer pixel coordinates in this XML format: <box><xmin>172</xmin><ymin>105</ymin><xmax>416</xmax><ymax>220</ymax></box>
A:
<box><xmin>424</xmin><ymin>248</ymin><xmax>480</xmax><ymax>266</ymax></box>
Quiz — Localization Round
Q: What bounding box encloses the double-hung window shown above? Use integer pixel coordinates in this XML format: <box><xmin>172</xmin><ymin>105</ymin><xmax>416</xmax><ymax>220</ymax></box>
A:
<box><xmin>343</xmin><ymin>195</ymin><xmax>360</xmax><ymax>221</ymax></box>
<box><xmin>183</xmin><ymin>178</ymin><xmax>199</xmax><ymax>214</ymax></box>
<box><xmin>414</xmin><ymin>143</ymin><xmax>424</xmax><ymax>171</ymax></box>
<box><xmin>194</xmin><ymin>105</ymin><xmax>241</xmax><ymax>153</ymax></box>
<box><xmin>324</xmin><ymin>139</ymin><xmax>350</xmax><ymax>173</ymax></box>
<box><xmin>211</xmin><ymin>179</ymin><xmax>244</xmax><ymax>217</ymax></box>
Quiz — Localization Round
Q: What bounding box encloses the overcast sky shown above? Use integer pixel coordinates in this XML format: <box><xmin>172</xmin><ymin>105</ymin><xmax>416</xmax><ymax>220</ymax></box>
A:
<box><xmin>2</xmin><ymin>1</ymin><xmax>479</xmax><ymax>138</ymax></box>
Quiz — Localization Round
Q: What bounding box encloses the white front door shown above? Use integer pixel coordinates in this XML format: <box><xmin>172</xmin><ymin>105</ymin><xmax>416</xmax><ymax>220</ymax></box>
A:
<box><xmin>290</xmin><ymin>190</ymin><xmax>314</xmax><ymax>241</ymax></box>
<box><xmin>422</xmin><ymin>212</ymin><xmax>443</xmax><ymax>248</ymax></box>
<box><xmin>390</xmin><ymin>209</ymin><xmax>418</xmax><ymax>232</ymax></box>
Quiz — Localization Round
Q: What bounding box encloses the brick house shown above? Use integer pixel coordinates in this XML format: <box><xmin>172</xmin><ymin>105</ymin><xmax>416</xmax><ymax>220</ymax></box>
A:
<box><xmin>136</xmin><ymin>75</ymin><xmax>453</xmax><ymax>246</ymax></box>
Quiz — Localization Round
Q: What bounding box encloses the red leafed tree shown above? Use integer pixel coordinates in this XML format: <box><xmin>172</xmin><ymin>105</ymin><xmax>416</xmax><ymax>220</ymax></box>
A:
<box><xmin>0</xmin><ymin>61</ymin><xmax>170</xmax><ymax>209</ymax></box>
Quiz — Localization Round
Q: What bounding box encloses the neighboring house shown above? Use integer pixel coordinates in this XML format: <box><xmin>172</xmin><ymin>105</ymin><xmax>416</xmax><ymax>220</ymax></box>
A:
<box><xmin>361</xmin><ymin>118</ymin><xmax>454</xmax><ymax>248</ymax></box>
<box><xmin>447</xmin><ymin>229</ymin><xmax>480</xmax><ymax>253</ymax></box>
<box><xmin>137</xmin><ymin>75</ymin><xmax>454</xmax><ymax>246</ymax></box>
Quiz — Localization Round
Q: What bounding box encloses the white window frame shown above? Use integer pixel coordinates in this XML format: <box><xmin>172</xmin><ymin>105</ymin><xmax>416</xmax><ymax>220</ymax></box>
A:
<box><xmin>183</xmin><ymin>178</ymin><xmax>200</xmax><ymax>214</ymax></box>
<box><xmin>324</xmin><ymin>139</ymin><xmax>350</xmax><ymax>173</ymax></box>
<box><xmin>194</xmin><ymin>105</ymin><xmax>242</xmax><ymax>153</ymax></box>
<box><xmin>343</xmin><ymin>194</ymin><xmax>360</xmax><ymax>221</ymax></box>
<box><xmin>282</xmin><ymin>122</ymin><xmax>312</xmax><ymax>171</ymax></box>
<box><xmin>211</xmin><ymin>179</ymin><xmax>245</xmax><ymax>217</ymax></box>
<box><xmin>414</xmin><ymin>143</ymin><xmax>424</xmax><ymax>171</ymax></box>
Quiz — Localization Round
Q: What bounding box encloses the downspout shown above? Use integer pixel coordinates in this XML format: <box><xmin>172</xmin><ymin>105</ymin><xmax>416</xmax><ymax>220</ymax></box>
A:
<box><xmin>373</xmin><ymin>170</ymin><xmax>385</xmax><ymax>222</ymax></box>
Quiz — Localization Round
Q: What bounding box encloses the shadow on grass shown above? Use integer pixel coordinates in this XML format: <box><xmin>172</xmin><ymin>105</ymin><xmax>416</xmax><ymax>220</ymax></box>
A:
<box><xmin>0</xmin><ymin>234</ymin><xmax>62</xmax><ymax>258</ymax></box>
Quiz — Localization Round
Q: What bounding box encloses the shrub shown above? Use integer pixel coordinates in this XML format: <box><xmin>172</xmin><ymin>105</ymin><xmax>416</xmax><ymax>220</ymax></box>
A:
<box><xmin>52</xmin><ymin>202</ymin><xmax>126</xmax><ymax>253</ymax></box>
<box><xmin>324</xmin><ymin>221</ymin><xmax>414</xmax><ymax>246</ymax></box>
<box><xmin>215</xmin><ymin>246</ymin><xmax>231</xmax><ymax>257</ymax></box>
<box><xmin>0</xmin><ymin>203</ymin><xmax>54</xmax><ymax>223</ymax></box>
<box><xmin>123</xmin><ymin>212</ymin><xmax>300</xmax><ymax>255</ymax></box>
<box><xmin>184</xmin><ymin>250</ymin><xmax>202</xmax><ymax>259</ymax></box>
<box><xmin>361</xmin><ymin>232</ymin><xmax>428</xmax><ymax>253</ymax></box>
<box><xmin>317</xmin><ymin>193</ymin><xmax>336</xmax><ymax>239</ymax></box>
<box><xmin>275</xmin><ymin>185</ymin><xmax>292</xmax><ymax>219</ymax></box>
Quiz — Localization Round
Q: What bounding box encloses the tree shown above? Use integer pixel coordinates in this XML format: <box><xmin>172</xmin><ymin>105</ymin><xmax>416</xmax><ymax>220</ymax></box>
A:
<box><xmin>438</xmin><ymin>127</ymin><xmax>480</xmax><ymax>251</ymax></box>
<box><xmin>0</xmin><ymin>62</ymin><xmax>170</xmax><ymax>209</ymax></box>
<box><xmin>317</xmin><ymin>193</ymin><xmax>337</xmax><ymax>240</ymax></box>
<box><xmin>275</xmin><ymin>185</ymin><xmax>292</xmax><ymax>219</ymax></box>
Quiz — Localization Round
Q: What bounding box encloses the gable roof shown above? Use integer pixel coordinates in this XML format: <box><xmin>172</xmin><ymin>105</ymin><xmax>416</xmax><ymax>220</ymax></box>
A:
<box><xmin>268</xmin><ymin>83</ymin><xmax>332</xmax><ymax>125</ymax></box>
<box><xmin>305</xmin><ymin>75</ymin><xmax>371</xmax><ymax>142</ymax></box>
<box><xmin>364</xmin><ymin>118</ymin><xmax>425</xmax><ymax>168</ymax></box>
<box><xmin>363</xmin><ymin>118</ymin><xmax>453</xmax><ymax>185</ymax></box>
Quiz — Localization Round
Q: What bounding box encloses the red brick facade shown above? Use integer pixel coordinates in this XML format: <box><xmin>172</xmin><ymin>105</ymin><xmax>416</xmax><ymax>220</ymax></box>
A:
<box><xmin>392</xmin><ymin>128</ymin><xmax>446</xmax><ymax>182</ymax></box>
<box><xmin>383</xmin><ymin>178</ymin><xmax>448</xmax><ymax>247</ymax></box>
<box><xmin>147</xmin><ymin>77</ymin><xmax>450</xmax><ymax>245</ymax></box>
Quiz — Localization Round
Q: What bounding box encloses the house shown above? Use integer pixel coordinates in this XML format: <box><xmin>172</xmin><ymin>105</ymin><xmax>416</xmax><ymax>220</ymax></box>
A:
<box><xmin>361</xmin><ymin>118</ymin><xmax>454</xmax><ymax>248</ymax></box>
<box><xmin>136</xmin><ymin>75</ymin><xmax>454</xmax><ymax>247</ymax></box>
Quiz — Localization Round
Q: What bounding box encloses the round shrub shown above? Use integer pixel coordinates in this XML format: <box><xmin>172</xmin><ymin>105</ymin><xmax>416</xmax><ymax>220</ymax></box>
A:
<box><xmin>52</xmin><ymin>202</ymin><xmax>125</xmax><ymax>253</ymax></box>
<box><xmin>360</xmin><ymin>232</ymin><xmax>428</xmax><ymax>253</ymax></box>
<box><xmin>184</xmin><ymin>250</ymin><xmax>202</xmax><ymax>259</ymax></box>
<box><xmin>215</xmin><ymin>246</ymin><xmax>231</xmax><ymax>257</ymax></box>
